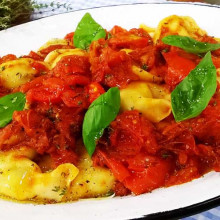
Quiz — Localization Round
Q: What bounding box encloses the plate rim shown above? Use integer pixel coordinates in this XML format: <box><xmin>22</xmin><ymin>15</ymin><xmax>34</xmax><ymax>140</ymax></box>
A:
<box><xmin>138</xmin><ymin>195</ymin><xmax>220</xmax><ymax>220</ymax></box>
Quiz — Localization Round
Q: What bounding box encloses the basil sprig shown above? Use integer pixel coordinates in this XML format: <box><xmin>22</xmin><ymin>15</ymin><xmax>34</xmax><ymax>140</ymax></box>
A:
<box><xmin>162</xmin><ymin>35</ymin><xmax>220</xmax><ymax>54</ymax></box>
<box><xmin>82</xmin><ymin>87</ymin><xmax>120</xmax><ymax>156</ymax></box>
<box><xmin>0</xmin><ymin>92</ymin><xmax>26</xmax><ymax>127</ymax></box>
<box><xmin>171</xmin><ymin>52</ymin><xmax>216</xmax><ymax>122</ymax></box>
<box><xmin>73</xmin><ymin>13</ymin><xmax>106</xmax><ymax>50</ymax></box>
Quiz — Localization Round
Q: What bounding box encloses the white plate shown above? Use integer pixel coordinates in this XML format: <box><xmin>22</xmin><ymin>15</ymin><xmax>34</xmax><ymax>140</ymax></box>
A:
<box><xmin>0</xmin><ymin>3</ymin><xmax>220</xmax><ymax>220</ymax></box>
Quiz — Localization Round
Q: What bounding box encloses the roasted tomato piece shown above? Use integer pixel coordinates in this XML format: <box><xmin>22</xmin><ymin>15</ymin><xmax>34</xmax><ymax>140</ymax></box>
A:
<box><xmin>23</xmin><ymin>51</ymin><xmax>44</xmax><ymax>61</ymax></box>
<box><xmin>166</xmin><ymin>158</ymin><xmax>199</xmax><ymax>187</ymax></box>
<box><xmin>89</xmin><ymin>45</ymin><xmax>138</xmax><ymax>88</ymax></box>
<box><xmin>64</xmin><ymin>32</ymin><xmax>74</xmax><ymax>45</ymax></box>
<box><xmin>19</xmin><ymin>75</ymin><xmax>48</xmax><ymax>93</ymax></box>
<box><xmin>51</xmin><ymin>148</ymin><xmax>78</xmax><ymax>168</ymax></box>
<box><xmin>26</xmin><ymin>78</ymin><xmax>66</xmax><ymax>104</ymax></box>
<box><xmin>64</xmin><ymin>75</ymin><xmax>90</xmax><ymax>86</ymax></box>
<box><xmin>95</xmin><ymin>150</ymin><xmax>130</xmax><ymax>182</ymax></box>
<box><xmin>0</xmin><ymin>54</ymin><xmax>17</xmax><ymax>64</ymax></box>
<box><xmin>109</xmin><ymin>26</ymin><xmax>152</xmax><ymax>50</ymax></box>
<box><xmin>110</xmin><ymin>110</ymin><xmax>159</xmax><ymax>157</ymax></box>
<box><xmin>52</xmin><ymin>55</ymin><xmax>90</xmax><ymax>78</ymax></box>
<box><xmin>124</xmin><ymin>158</ymin><xmax>171</xmax><ymax>195</ymax></box>
<box><xmin>163</xmin><ymin>51</ymin><xmax>196</xmax><ymax>87</ymax></box>
<box><xmin>86</xmin><ymin>82</ymin><xmax>105</xmax><ymax>104</ymax></box>
<box><xmin>31</xmin><ymin>61</ymin><xmax>49</xmax><ymax>75</ymax></box>
<box><xmin>212</xmin><ymin>56</ymin><xmax>220</xmax><ymax>69</ymax></box>
<box><xmin>61</xmin><ymin>89</ymin><xmax>87</xmax><ymax>108</ymax></box>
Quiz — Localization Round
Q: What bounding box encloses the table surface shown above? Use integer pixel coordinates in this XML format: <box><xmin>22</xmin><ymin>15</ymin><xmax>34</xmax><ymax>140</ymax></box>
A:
<box><xmin>31</xmin><ymin>0</ymin><xmax>220</xmax><ymax>219</ymax></box>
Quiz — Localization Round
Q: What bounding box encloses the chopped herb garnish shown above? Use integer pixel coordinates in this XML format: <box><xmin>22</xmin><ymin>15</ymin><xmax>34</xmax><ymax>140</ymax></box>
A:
<box><xmin>59</xmin><ymin>187</ymin><xmax>67</xmax><ymax>196</ymax></box>
<box><xmin>107</xmin><ymin>33</ymin><xmax>112</xmax><ymax>39</ymax></box>
<box><xmin>162</xmin><ymin>154</ymin><xmax>170</xmax><ymax>159</ymax></box>
<box><xmin>142</xmin><ymin>64</ymin><xmax>148</xmax><ymax>71</ymax></box>
<box><xmin>162</xmin><ymin>48</ymin><xmax>169</xmax><ymax>53</ymax></box>
<box><xmin>52</xmin><ymin>186</ymin><xmax>60</xmax><ymax>192</ymax></box>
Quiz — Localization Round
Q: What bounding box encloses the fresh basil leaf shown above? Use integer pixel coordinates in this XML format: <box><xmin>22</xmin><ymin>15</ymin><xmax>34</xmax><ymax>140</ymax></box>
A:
<box><xmin>171</xmin><ymin>52</ymin><xmax>216</xmax><ymax>122</ymax></box>
<box><xmin>162</xmin><ymin>35</ymin><xmax>220</xmax><ymax>54</ymax></box>
<box><xmin>73</xmin><ymin>13</ymin><xmax>106</xmax><ymax>50</ymax></box>
<box><xmin>0</xmin><ymin>92</ymin><xmax>26</xmax><ymax>127</ymax></box>
<box><xmin>82</xmin><ymin>87</ymin><xmax>120</xmax><ymax>156</ymax></box>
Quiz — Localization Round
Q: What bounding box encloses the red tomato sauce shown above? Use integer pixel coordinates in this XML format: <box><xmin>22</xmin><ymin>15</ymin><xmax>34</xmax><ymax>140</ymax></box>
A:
<box><xmin>0</xmin><ymin>25</ymin><xmax>219</xmax><ymax>196</ymax></box>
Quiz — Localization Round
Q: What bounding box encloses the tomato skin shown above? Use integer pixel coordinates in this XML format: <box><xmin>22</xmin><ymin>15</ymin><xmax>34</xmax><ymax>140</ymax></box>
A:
<box><xmin>110</xmin><ymin>111</ymin><xmax>143</xmax><ymax>157</ymax></box>
<box><xmin>0</xmin><ymin>54</ymin><xmax>17</xmax><ymax>64</ymax></box>
<box><xmin>109</xmin><ymin>27</ymin><xmax>152</xmax><ymax>50</ymax></box>
<box><xmin>51</xmin><ymin>149</ymin><xmax>78</xmax><ymax>168</ymax></box>
<box><xmin>166</xmin><ymin>158</ymin><xmax>199</xmax><ymax>187</ymax></box>
<box><xmin>26</xmin><ymin>78</ymin><xmax>66</xmax><ymax>104</ymax></box>
<box><xmin>23</xmin><ymin>51</ymin><xmax>44</xmax><ymax>61</ymax></box>
<box><xmin>212</xmin><ymin>56</ymin><xmax>220</xmax><ymax>69</ymax></box>
<box><xmin>31</xmin><ymin>62</ymin><xmax>48</xmax><ymax>75</ymax></box>
<box><xmin>0</xmin><ymin>121</ymin><xmax>26</xmax><ymax>151</ymax></box>
<box><xmin>129</xmin><ymin>45</ymin><xmax>156</xmax><ymax>70</ymax></box>
<box><xmin>11</xmin><ymin>109</ymin><xmax>54</xmax><ymax>154</ymax></box>
<box><xmin>108</xmin><ymin>32</ymin><xmax>150</xmax><ymax>50</ymax></box>
<box><xmin>126</xmin><ymin>153</ymin><xmax>160</xmax><ymax>172</ymax></box>
<box><xmin>39</xmin><ymin>45</ymin><xmax>74</xmax><ymax>56</ymax></box>
<box><xmin>163</xmin><ymin>51</ymin><xmax>196</xmax><ymax>87</ymax></box>
<box><xmin>89</xmin><ymin>41</ymin><xmax>138</xmax><ymax>88</ymax></box>
<box><xmin>64</xmin><ymin>32</ymin><xmax>74</xmax><ymax>44</ymax></box>
<box><xmin>13</xmin><ymin>109</ymin><xmax>43</xmax><ymax>135</ymax></box>
<box><xmin>64</xmin><ymin>75</ymin><xmax>90</xmax><ymax>86</ymax></box>
<box><xmin>86</xmin><ymin>82</ymin><xmax>105</xmax><ymax>104</ymax></box>
<box><xmin>124</xmin><ymin>159</ymin><xmax>170</xmax><ymax>195</ymax></box>
<box><xmin>19</xmin><ymin>75</ymin><xmax>48</xmax><ymax>93</ymax></box>
<box><xmin>52</xmin><ymin>55</ymin><xmax>90</xmax><ymax>78</ymax></box>
<box><xmin>96</xmin><ymin>150</ymin><xmax>130</xmax><ymax>182</ymax></box>
<box><xmin>27</xmin><ymin>88</ymin><xmax>62</xmax><ymax>104</ymax></box>
<box><xmin>110</xmin><ymin>25</ymin><xmax>127</xmax><ymax>35</ymax></box>
<box><xmin>110</xmin><ymin>110</ymin><xmax>159</xmax><ymax>157</ymax></box>
<box><xmin>61</xmin><ymin>89</ymin><xmax>87</xmax><ymax>108</ymax></box>
<box><xmin>95</xmin><ymin>149</ymin><xmax>171</xmax><ymax>195</ymax></box>
<box><xmin>183</xmin><ymin>97</ymin><xmax>220</xmax><ymax>146</ymax></box>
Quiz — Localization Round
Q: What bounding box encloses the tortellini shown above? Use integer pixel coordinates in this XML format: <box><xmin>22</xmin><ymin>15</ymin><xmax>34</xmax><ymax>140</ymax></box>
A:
<box><xmin>139</xmin><ymin>24</ymin><xmax>156</xmax><ymax>37</ymax></box>
<box><xmin>38</xmin><ymin>38</ymin><xmax>69</xmax><ymax>52</ymax></box>
<box><xmin>0</xmin><ymin>58</ymin><xmax>47</xmax><ymax>89</ymax></box>
<box><xmin>44</xmin><ymin>48</ymin><xmax>87</xmax><ymax>68</ymax></box>
<box><xmin>0</xmin><ymin>147</ymin><xmax>79</xmax><ymax>202</ymax></box>
<box><xmin>153</xmin><ymin>15</ymin><xmax>207</xmax><ymax>43</ymax></box>
<box><xmin>0</xmin><ymin>147</ymin><xmax>114</xmax><ymax>202</ymax></box>
<box><xmin>63</xmin><ymin>149</ymin><xmax>115</xmax><ymax>201</ymax></box>
<box><xmin>120</xmin><ymin>81</ymin><xmax>171</xmax><ymax>122</ymax></box>
<box><xmin>132</xmin><ymin>66</ymin><xmax>163</xmax><ymax>83</ymax></box>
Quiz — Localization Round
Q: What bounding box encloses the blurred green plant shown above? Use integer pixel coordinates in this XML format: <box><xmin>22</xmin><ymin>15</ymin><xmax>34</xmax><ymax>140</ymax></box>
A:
<box><xmin>0</xmin><ymin>0</ymin><xmax>72</xmax><ymax>30</ymax></box>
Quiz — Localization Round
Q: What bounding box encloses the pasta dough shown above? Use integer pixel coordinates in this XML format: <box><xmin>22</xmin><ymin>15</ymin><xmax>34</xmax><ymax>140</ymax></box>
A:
<box><xmin>120</xmin><ymin>81</ymin><xmax>171</xmax><ymax>122</ymax></box>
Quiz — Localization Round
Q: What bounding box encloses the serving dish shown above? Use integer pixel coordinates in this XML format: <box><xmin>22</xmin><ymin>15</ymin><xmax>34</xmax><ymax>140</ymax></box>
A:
<box><xmin>0</xmin><ymin>2</ymin><xmax>219</xmax><ymax>220</ymax></box>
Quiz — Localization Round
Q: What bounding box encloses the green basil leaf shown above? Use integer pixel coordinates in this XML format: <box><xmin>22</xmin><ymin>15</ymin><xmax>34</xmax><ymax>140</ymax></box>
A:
<box><xmin>171</xmin><ymin>52</ymin><xmax>216</xmax><ymax>122</ymax></box>
<box><xmin>162</xmin><ymin>35</ymin><xmax>220</xmax><ymax>54</ymax></box>
<box><xmin>0</xmin><ymin>92</ymin><xmax>26</xmax><ymax>127</ymax></box>
<box><xmin>82</xmin><ymin>87</ymin><xmax>120</xmax><ymax>156</ymax></box>
<box><xmin>73</xmin><ymin>13</ymin><xmax>106</xmax><ymax>50</ymax></box>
